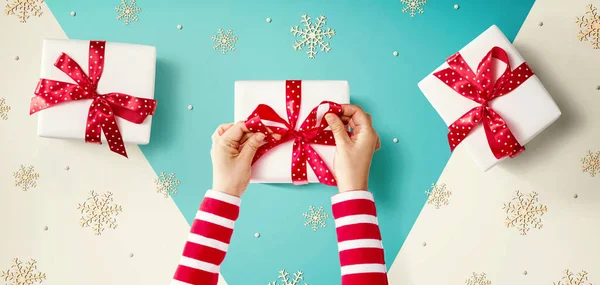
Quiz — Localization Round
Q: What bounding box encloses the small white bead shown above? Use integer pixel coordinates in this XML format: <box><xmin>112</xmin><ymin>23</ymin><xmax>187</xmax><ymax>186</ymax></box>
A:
<box><xmin>130</xmin><ymin>253</ymin><xmax>134</xmax><ymax>258</ymax></box>
<box><xmin>177</xmin><ymin>24</ymin><xmax>183</xmax><ymax>30</ymax></box>
<box><xmin>454</xmin><ymin>4</ymin><xmax>459</xmax><ymax>9</ymax></box>
<box><xmin>254</xmin><ymin>232</ymin><xmax>260</xmax><ymax>238</ymax></box>
<box><xmin>538</xmin><ymin>21</ymin><xmax>543</xmax><ymax>26</ymax></box>
<box><xmin>71</xmin><ymin>11</ymin><xmax>76</xmax><ymax>16</ymax></box>
<box><xmin>393</xmin><ymin>138</ymin><xmax>399</xmax><ymax>143</ymax></box>
<box><xmin>573</xmin><ymin>194</ymin><xmax>579</xmax><ymax>199</ymax></box>
<box><xmin>266</xmin><ymin>18</ymin><xmax>272</xmax><ymax>23</ymax></box>
<box><xmin>14</xmin><ymin>56</ymin><xmax>19</xmax><ymax>61</ymax></box>
<box><xmin>393</xmin><ymin>51</ymin><xmax>399</xmax><ymax>57</ymax></box>
<box><xmin>596</xmin><ymin>85</ymin><xmax>600</xmax><ymax>90</ymax></box>
<box><xmin>523</xmin><ymin>270</ymin><xmax>528</xmax><ymax>275</ymax></box>
<box><xmin>65</xmin><ymin>166</ymin><xmax>70</xmax><ymax>170</ymax></box>
<box><xmin>187</xmin><ymin>105</ymin><xmax>193</xmax><ymax>110</ymax></box>
<box><xmin>422</xmin><ymin>242</ymin><xmax>427</xmax><ymax>247</ymax></box>
<box><xmin>43</xmin><ymin>226</ymin><xmax>48</xmax><ymax>231</ymax></box>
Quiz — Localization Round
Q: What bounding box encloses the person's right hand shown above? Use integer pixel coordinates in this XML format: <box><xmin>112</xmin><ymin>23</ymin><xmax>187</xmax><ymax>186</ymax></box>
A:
<box><xmin>324</xmin><ymin>104</ymin><xmax>381</xmax><ymax>193</ymax></box>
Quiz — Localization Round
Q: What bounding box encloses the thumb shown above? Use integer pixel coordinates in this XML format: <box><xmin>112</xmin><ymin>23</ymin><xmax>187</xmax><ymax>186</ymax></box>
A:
<box><xmin>325</xmin><ymin>114</ymin><xmax>350</xmax><ymax>144</ymax></box>
<box><xmin>239</xmin><ymin>133</ymin><xmax>266</xmax><ymax>163</ymax></box>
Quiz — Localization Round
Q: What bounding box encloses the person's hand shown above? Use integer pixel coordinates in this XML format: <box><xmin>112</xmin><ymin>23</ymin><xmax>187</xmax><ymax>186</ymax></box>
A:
<box><xmin>211</xmin><ymin>122</ymin><xmax>266</xmax><ymax>197</ymax></box>
<box><xmin>324</xmin><ymin>105</ymin><xmax>381</xmax><ymax>193</ymax></box>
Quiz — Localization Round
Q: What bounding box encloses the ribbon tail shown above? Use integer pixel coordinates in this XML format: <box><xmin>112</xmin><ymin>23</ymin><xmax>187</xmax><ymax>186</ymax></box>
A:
<box><xmin>303</xmin><ymin>144</ymin><xmax>336</xmax><ymax>186</ymax></box>
<box><xmin>447</xmin><ymin>106</ymin><xmax>483</xmax><ymax>152</ymax></box>
<box><xmin>482</xmin><ymin>108</ymin><xmax>524</xmax><ymax>159</ymax></box>
<box><xmin>291</xmin><ymin>138</ymin><xmax>309</xmax><ymax>185</ymax></box>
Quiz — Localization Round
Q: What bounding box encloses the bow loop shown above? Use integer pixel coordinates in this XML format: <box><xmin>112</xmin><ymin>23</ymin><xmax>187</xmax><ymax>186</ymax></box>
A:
<box><xmin>434</xmin><ymin>46</ymin><xmax>534</xmax><ymax>160</ymax></box>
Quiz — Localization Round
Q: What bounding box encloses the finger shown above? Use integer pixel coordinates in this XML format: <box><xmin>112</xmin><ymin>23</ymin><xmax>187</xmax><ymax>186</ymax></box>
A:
<box><xmin>239</xmin><ymin>133</ymin><xmax>266</xmax><ymax>163</ymax></box>
<box><xmin>212</xmin><ymin>123</ymin><xmax>234</xmax><ymax>142</ymax></box>
<box><xmin>221</xmin><ymin>121</ymin><xmax>251</xmax><ymax>143</ymax></box>
<box><xmin>341</xmin><ymin>104</ymin><xmax>373</xmax><ymax>127</ymax></box>
<box><xmin>324</xmin><ymin>113</ymin><xmax>350</xmax><ymax>145</ymax></box>
<box><xmin>375</xmin><ymin>135</ymin><xmax>381</xmax><ymax>151</ymax></box>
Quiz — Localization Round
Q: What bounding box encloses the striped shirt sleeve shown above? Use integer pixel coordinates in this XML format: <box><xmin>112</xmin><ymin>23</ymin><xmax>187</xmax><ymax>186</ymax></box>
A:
<box><xmin>172</xmin><ymin>190</ymin><xmax>241</xmax><ymax>285</ymax></box>
<box><xmin>332</xmin><ymin>190</ymin><xmax>389</xmax><ymax>285</ymax></box>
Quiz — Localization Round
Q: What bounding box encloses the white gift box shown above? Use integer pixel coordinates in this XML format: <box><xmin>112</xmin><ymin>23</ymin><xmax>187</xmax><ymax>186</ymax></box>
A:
<box><xmin>418</xmin><ymin>25</ymin><xmax>561</xmax><ymax>171</ymax></box>
<box><xmin>36</xmin><ymin>39</ymin><xmax>156</xmax><ymax>145</ymax></box>
<box><xmin>234</xmin><ymin>80</ymin><xmax>350</xmax><ymax>184</ymax></box>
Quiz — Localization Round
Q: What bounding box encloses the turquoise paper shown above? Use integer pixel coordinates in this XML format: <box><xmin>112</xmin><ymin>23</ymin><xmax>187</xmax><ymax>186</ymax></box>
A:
<box><xmin>45</xmin><ymin>0</ymin><xmax>534</xmax><ymax>284</ymax></box>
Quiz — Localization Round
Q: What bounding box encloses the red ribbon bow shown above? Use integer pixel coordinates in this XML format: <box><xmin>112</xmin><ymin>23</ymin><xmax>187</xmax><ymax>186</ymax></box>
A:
<box><xmin>434</xmin><ymin>46</ymin><xmax>534</xmax><ymax>159</ymax></box>
<box><xmin>30</xmin><ymin>41</ymin><xmax>157</xmax><ymax>158</ymax></box>
<box><xmin>245</xmin><ymin>80</ymin><xmax>343</xmax><ymax>186</ymax></box>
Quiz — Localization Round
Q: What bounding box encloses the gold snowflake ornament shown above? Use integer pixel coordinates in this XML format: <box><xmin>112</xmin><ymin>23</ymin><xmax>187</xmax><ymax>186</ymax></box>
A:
<box><xmin>425</xmin><ymin>183</ymin><xmax>451</xmax><ymax>209</ymax></box>
<box><xmin>115</xmin><ymin>0</ymin><xmax>141</xmax><ymax>25</ymax></box>
<box><xmin>290</xmin><ymin>14</ymin><xmax>336</xmax><ymax>59</ymax></box>
<box><xmin>401</xmin><ymin>0</ymin><xmax>427</xmax><ymax>18</ymax></box>
<box><xmin>303</xmin><ymin>206</ymin><xmax>329</xmax><ymax>232</ymax></box>
<box><xmin>4</xmin><ymin>0</ymin><xmax>43</xmax><ymax>23</ymax></box>
<box><xmin>155</xmin><ymin>172</ymin><xmax>180</xmax><ymax>198</ymax></box>
<box><xmin>0</xmin><ymin>98</ymin><xmax>11</xmax><ymax>120</ymax></box>
<box><xmin>13</xmin><ymin>165</ymin><xmax>39</xmax><ymax>191</ymax></box>
<box><xmin>465</xmin><ymin>272</ymin><xmax>491</xmax><ymax>285</ymax></box>
<box><xmin>1</xmin><ymin>258</ymin><xmax>46</xmax><ymax>285</ymax></box>
<box><xmin>582</xmin><ymin>151</ymin><xmax>600</xmax><ymax>177</ymax></box>
<box><xmin>212</xmin><ymin>29</ymin><xmax>238</xmax><ymax>54</ymax></box>
<box><xmin>268</xmin><ymin>270</ymin><xmax>308</xmax><ymax>285</ymax></box>
<box><xmin>503</xmin><ymin>191</ymin><xmax>548</xmax><ymax>235</ymax></box>
<box><xmin>77</xmin><ymin>190</ymin><xmax>123</xmax><ymax>235</ymax></box>
<box><xmin>554</xmin><ymin>269</ymin><xmax>594</xmax><ymax>285</ymax></box>
<box><xmin>576</xmin><ymin>4</ymin><xmax>600</xmax><ymax>49</ymax></box>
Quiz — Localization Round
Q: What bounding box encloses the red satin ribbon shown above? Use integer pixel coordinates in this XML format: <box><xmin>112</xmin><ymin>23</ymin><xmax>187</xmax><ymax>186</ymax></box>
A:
<box><xmin>434</xmin><ymin>46</ymin><xmax>534</xmax><ymax>159</ymax></box>
<box><xmin>245</xmin><ymin>80</ymin><xmax>343</xmax><ymax>186</ymax></box>
<box><xmin>30</xmin><ymin>41</ymin><xmax>157</xmax><ymax>158</ymax></box>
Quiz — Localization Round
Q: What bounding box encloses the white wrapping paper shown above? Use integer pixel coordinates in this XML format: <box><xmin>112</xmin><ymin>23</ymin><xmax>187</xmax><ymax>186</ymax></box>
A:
<box><xmin>418</xmin><ymin>25</ymin><xmax>561</xmax><ymax>171</ymax></box>
<box><xmin>234</xmin><ymin>80</ymin><xmax>350</xmax><ymax>184</ymax></box>
<box><xmin>36</xmin><ymin>39</ymin><xmax>156</xmax><ymax>145</ymax></box>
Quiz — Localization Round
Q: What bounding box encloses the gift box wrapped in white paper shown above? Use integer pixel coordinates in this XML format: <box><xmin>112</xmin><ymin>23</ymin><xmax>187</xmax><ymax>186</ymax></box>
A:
<box><xmin>234</xmin><ymin>80</ymin><xmax>350</xmax><ymax>184</ymax></box>
<box><xmin>418</xmin><ymin>25</ymin><xmax>561</xmax><ymax>171</ymax></box>
<box><xmin>36</xmin><ymin>39</ymin><xmax>156</xmax><ymax>145</ymax></box>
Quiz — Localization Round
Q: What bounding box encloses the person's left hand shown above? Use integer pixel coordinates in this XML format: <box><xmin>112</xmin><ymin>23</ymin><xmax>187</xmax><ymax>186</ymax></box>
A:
<box><xmin>211</xmin><ymin>122</ymin><xmax>265</xmax><ymax>197</ymax></box>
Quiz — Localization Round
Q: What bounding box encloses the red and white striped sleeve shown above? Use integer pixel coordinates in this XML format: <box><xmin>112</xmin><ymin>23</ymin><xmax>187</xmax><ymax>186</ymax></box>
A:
<box><xmin>172</xmin><ymin>190</ymin><xmax>241</xmax><ymax>285</ymax></box>
<box><xmin>332</xmin><ymin>190</ymin><xmax>389</xmax><ymax>285</ymax></box>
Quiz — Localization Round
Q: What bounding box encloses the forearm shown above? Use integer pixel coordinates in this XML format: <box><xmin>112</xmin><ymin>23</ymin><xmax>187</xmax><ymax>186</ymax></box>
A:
<box><xmin>332</xmin><ymin>190</ymin><xmax>388</xmax><ymax>285</ymax></box>
<box><xmin>172</xmin><ymin>190</ymin><xmax>241</xmax><ymax>285</ymax></box>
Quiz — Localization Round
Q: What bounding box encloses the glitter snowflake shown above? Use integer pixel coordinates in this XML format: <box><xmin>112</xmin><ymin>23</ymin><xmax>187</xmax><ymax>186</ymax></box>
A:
<box><xmin>581</xmin><ymin>151</ymin><xmax>600</xmax><ymax>177</ymax></box>
<box><xmin>576</xmin><ymin>4</ymin><xmax>600</xmax><ymax>49</ymax></box>
<box><xmin>503</xmin><ymin>191</ymin><xmax>548</xmax><ymax>235</ymax></box>
<box><xmin>4</xmin><ymin>0</ymin><xmax>43</xmax><ymax>23</ymax></box>
<box><xmin>303</xmin><ymin>206</ymin><xmax>329</xmax><ymax>232</ymax></box>
<box><xmin>212</xmin><ymin>29</ymin><xmax>238</xmax><ymax>54</ymax></box>
<box><xmin>1</xmin><ymin>258</ymin><xmax>46</xmax><ymax>285</ymax></box>
<box><xmin>554</xmin><ymin>270</ymin><xmax>594</xmax><ymax>285</ymax></box>
<box><xmin>401</xmin><ymin>0</ymin><xmax>427</xmax><ymax>18</ymax></box>
<box><xmin>77</xmin><ymin>190</ymin><xmax>123</xmax><ymax>235</ymax></box>
<box><xmin>290</xmin><ymin>14</ymin><xmax>336</xmax><ymax>59</ymax></box>
<box><xmin>13</xmin><ymin>165</ymin><xmax>39</xmax><ymax>192</ymax></box>
<box><xmin>0</xmin><ymin>98</ymin><xmax>11</xmax><ymax>120</ymax></box>
<box><xmin>115</xmin><ymin>0</ymin><xmax>141</xmax><ymax>25</ymax></box>
<box><xmin>425</xmin><ymin>183</ymin><xmax>451</xmax><ymax>209</ymax></box>
<box><xmin>155</xmin><ymin>172</ymin><xmax>180</xmax><ymax>198</ymax></box>
<box><xmin>465</xmin><ymin>272</ymin><xmax>491</xmax><ymax>285</ymax></box>
<box><xmin>268</xmin><ymin>270</ymin><xmax>308</xmax><ymax>285</ymax></box>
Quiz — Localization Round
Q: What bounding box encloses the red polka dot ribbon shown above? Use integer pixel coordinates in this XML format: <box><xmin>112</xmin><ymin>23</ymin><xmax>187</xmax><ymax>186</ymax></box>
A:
<box><xmin>245</xmin><ymin>80</ymin><xmax>343</xmax><ymax>186</ymax></box>
<box><xmin>434</xmin><ymin>46</ymin><xmax>534</xmax><ymax>160</ymax></box>
<box><xmin>30</xmin><ymin>41</ymin><xmax>157</xmax><ymax>158</ymax></box>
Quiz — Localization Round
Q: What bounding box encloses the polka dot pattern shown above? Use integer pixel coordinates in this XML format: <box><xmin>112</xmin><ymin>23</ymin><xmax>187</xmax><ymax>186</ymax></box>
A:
<box><xmin>30</xmin><ymin>41</ymin><xmax>158</xmax><ymax>158</ymax></box>
<box><xmin>433</xmin><ymin>47</ymin><xmax>533</xmax><ymax>159</ymax></box>
<box><xmin>244</xmin><ymin>80</ymin><xmax>343</xmax><ymax>186</ymax></box>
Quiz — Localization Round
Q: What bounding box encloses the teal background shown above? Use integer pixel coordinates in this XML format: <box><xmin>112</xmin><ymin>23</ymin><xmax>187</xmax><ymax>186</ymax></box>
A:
<box><xmin>45</xmin><ymin>0</ymin><xmax>534</xmax><ymax>284</ymax></box>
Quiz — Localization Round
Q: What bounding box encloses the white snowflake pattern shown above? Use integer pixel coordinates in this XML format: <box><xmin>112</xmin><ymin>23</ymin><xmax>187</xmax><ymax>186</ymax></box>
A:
<box><xmin>425</xmin><ymin>183</ymin><xmax>451</xmax><ymax>209</ymax></box>
<box><xmin>155</xmin><ymin>172</ymin><xmax>180</xmax><ymax>198</ymax></box>
<box><xmin>290</xmin><ymin>14</ymin><xmax>336</xmax><ymax>59</ymax></box>
<box><xmin>212</xmin><ymin>29</ymin><xmax>238</xmax><ymax>54</ymax></box>
<box><xmin>503</xmin><ymin>191</ymin><xmax>548</xmax><ymax>235</ymax></box>
<box><xmin>4</xmin><ymin>0</ymin><xmax>43</xmax><ymax>23</ymax></box>
<box><xmin>0</xmin><ymin>98</ymin><xmax>11</xmax><ymax>120</ymax></box>
<box><xmin>401</xmin><ymin>0</ymin><xmax>427</xmax><ymax>18</ymax></box>
<box><xmin>77</xmin><ymin>190</ymin><xmax>123</xmax><ymax>235</ymax></box>
<box><xmin>1</xmin><ymin>258</ymin><xmax>46</xmax><ymax>285</ymax></box>
<box><xmin>303</xmin><ymin>205</ymin><xmax>328</xmax><ymax>232</ymax></box>
<box><xmin>554</xmin><ymin>269</ymin><xmax>594</xmax><ymax>285</ymax></box>
<box><xmin>13</xmin><ymin>165</ymin><xmax>39</xmax><ymax>191</ymax></box>
<box><xmin>115</xmin><ymin>0</ymin><xmax>141</xmax><ymax>25</ymax></box>
<box><xmin>268</xmin><ymin>270</ymin><xmax>308</xmax><ymax>285</ymax></box>
<box><xmin>465</xmin><ymin>272</ymin><xmax>492</xmax><ymax>285</ymax></box>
